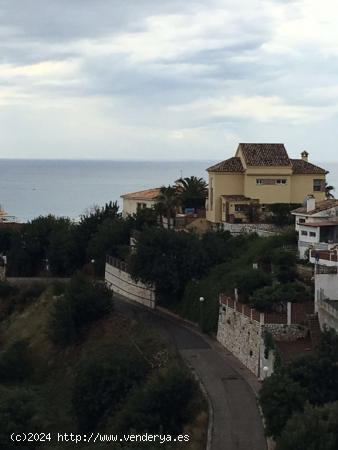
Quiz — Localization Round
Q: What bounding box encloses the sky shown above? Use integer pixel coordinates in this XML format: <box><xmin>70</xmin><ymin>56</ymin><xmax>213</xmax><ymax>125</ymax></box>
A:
<box><xmin>0</xmin><ymin>0</ymin><xmax>338</xmax><ymax>161</ymax></box>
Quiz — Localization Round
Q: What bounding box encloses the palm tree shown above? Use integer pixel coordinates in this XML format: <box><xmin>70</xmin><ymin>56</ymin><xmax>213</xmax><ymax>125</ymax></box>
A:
<box><xmin>175</xmin><ymin>176</ymin><xmax>208</xmax><ymax>211</ymax></box>
<box><xmin>325</xmin><ymin>182</ymin><xmax>335</xmax><ymax>199</ymax></box>
<box><xmin>155</xmin><ymin>185</ymin><xmax>180</xmax><ymax>228</ymax></box>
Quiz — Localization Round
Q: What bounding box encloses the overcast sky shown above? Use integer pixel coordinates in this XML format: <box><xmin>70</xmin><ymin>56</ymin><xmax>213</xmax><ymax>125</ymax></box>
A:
<box><xmin>0</xmin><ymin>0</ymin><xmax>338</xmax><ymax>161</ymax></box>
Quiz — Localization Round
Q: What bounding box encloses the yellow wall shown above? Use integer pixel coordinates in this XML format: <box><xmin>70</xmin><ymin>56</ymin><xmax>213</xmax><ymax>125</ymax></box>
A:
<box><xmin>206</xmin><ymin>172</ymin><xmax>244</xmax><ymax>223</ymax></box>
<box><xmin>244</xmin><ymin>174</ymin><xmax>292</xmax><ymax>204</ymax></box>
<box><xmin>207</xmin><ymin>168</ymin><xmax>327</xmax><ymax>223</ymax></box>
<box><xmin>291</xmin><ymin>174</ymin><xmax>326</xmax><ymax>204</ymax></box>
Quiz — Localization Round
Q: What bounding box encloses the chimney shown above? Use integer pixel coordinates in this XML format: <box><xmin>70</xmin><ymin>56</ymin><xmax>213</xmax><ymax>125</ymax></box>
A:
<box><xmin>306</xmin><ymin>195</ymin><xmax>315</xmax><ymax>213</ymax></box>
<box><xmin>301</xmin><ymin>150</ymin><xmax>309</xmax><ymax>162</ymax></box>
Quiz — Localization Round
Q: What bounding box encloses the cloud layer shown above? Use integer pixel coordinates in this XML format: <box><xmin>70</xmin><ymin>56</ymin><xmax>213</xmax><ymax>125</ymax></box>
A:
<box><xmin>1</xmin><ymin>0</ymin><xmax>338</xmax><ymax>161</ymax></box>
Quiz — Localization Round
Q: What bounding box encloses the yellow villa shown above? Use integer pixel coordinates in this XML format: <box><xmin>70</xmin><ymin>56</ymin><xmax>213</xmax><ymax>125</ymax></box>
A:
<box><xmin>206</xmin><ymin>143</ymin><xmax>328</xmax><ymax>226</ymax></box>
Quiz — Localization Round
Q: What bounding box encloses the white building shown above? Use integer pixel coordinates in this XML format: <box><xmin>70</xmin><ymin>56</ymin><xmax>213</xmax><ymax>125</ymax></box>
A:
<box><xmin>292</xmin><ymin>197</ymin><xmax>338</xmax><ymax>259</ymax></box>
<box><xmin>120</xmin><ymin>188</ymin><xmax>160</xmax><ymax>218</ymax></box>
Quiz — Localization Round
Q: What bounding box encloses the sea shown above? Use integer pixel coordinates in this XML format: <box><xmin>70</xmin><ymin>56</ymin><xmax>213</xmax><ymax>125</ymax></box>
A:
<box><xmin>1</xmin><ymin>159</ymin><xmax>338</xmax><ymax>223</ymax></box>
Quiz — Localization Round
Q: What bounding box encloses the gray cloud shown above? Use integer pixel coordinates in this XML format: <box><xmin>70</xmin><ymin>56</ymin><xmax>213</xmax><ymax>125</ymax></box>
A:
<box><xmin>0</xmin><ymin>0</ymin><xmax>338</xmax><ymax>160</ymax></box>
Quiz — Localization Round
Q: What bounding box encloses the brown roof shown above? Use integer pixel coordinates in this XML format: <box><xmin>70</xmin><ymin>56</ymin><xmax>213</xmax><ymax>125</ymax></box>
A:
<box><xmin>302</xmin><ymin>220</ymin><xmax>338</xmax><ymax>227</ymax></box>
<box><xmin>221</xmin><ymin>195</ymin><xmax>255</xmax><ymax>201</ymax></box>
<box><xmin>207</xmin><ymin>156</ymin><xmax>244</xmax><ymax>173</ymax></box>
<box><xmin>292</xmin><ymin>199</ymin><xmax>338</xmax><ymax>215</ymax></box>
<box><xmin>121</xmin><ymin>188</ymin><xmax>161</xmax><ymax>200</ymax></box>
<box><xmin>291</xmin><ymin>159</ymin><xmax>328</xmax><ymax>175</ymax></box>
<box><xmin>238</xmin><ymin>143</ymin><xmax>291</xmax><ymax>166</ymax></box>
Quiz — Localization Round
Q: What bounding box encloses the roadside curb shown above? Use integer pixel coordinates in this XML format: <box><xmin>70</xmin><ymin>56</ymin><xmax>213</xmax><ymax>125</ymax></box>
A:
<box><xmin>115</xmin><ymin>294</ymin><xmax>268</xmax><ymax>450</ymax></box>
<box><xmin>186</xmin><ymin>362</ymin><xmax>214</xmax><ymax>450</ymax></box>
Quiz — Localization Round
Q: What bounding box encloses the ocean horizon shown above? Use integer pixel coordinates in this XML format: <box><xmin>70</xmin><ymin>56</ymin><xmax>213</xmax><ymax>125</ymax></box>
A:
<box><xmin>1</xmin><ymin>158</ymin><xmax>337</xmax><ymax>222</ymax></box>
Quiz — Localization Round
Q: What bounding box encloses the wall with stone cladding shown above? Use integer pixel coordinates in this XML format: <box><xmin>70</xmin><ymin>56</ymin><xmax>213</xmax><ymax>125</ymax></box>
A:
<box><xmin>217</xmin><ymin>302</ymin><xmax>262</xmax><ymax>376</ymax></box>
<box><xmin>217</xmin><ymin>295</ymin><xmax>313</xmax><ymax>379</ymax></box>
<box><xmin>105</xmin><ymin>261</ymin><xmax>156</xmax><ymax>309</ymax></box>
<box><xmin>264</xmin><ymin>323</ymin><xmax>307</xmax><ymax>342</ymax></box>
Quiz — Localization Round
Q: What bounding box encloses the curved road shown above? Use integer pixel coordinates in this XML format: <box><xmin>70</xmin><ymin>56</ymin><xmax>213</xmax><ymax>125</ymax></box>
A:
<box><xmin>115</xmin><ymin>295</ymin><xmax>267</xmax><ymax>450</ymax></box>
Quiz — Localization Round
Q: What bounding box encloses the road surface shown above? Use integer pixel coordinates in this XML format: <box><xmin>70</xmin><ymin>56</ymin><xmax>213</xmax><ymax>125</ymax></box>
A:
<box><xmin>115</xmin><ymin>295</ymin><xmax>267</xmax><ymax>450</ymax></box>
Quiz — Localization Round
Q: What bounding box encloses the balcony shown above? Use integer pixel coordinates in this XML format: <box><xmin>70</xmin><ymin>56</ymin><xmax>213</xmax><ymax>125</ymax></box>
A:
<box><xmin>310</xmin><ymin>249</ymin><xmax>338</xmax><ymax>268</ymax></box>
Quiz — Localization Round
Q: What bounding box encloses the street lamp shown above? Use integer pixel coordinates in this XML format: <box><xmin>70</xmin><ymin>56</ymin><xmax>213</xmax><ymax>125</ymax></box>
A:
<box><xmin>262</xmin><ymin>366</ymin><xmax>269</xmax><ymax>379</ymax></box>
<box><xmin>91</xmin><ymin>259</ymin><xmax>95</xmax><ymax>278</ymax></box>
<box><xmin>199</xmin><ymin>296</ymin><xmax>205</xmax><ymax>330</ymax></box>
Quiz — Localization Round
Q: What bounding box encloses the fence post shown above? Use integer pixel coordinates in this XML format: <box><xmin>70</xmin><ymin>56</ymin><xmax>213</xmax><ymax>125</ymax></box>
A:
<box><xmin>287</xmin><ymin>302</ymin><xmax>292</xmax><ymax>325</ymax></box>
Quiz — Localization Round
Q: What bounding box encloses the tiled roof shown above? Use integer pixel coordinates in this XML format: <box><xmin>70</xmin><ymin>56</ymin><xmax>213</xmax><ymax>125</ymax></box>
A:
<box><xmin>207</xmin><ymin>157</ymin><xmax>244</xmax><ymax>173</ymax></box>
<box><xmin>238</xmin><ymin>143</ymin><xmax>291</xmax><ymax>166</ymax></box>
<box><xmin>303</xmin><ymin>220</ymin><xmax>338</xmax><ymax>227</ymax></box>
<box><xmin>221</xmin><ymin>195</ymin><xmax>252</xmax><ymax>201</ymax></box>
<box><xmin>292</xmin><ymin>199</ymin><xmax>338</xmax><ymax>215</ymax></box>
<box><xmin>291</xmin><ymin>159</ymin><xmax>328</xmax><ymax>175</ymax></box>
<box><xmin>121</xmin><ymin>188</ymin><xmax>161</xmax><ymax>200</ymax></box>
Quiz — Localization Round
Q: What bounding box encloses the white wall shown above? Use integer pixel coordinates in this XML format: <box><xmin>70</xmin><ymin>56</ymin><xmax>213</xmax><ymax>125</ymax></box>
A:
<box><xmin>105</xmin><ymin>262</ymin><xmax>156</xmax><ymax>309</ymax></box>
<box><xmin>122</xmin><ymin>198</ymin><xmax>156</xmax><ymax>217</ymax></box>
<box><xmin>315</xmin><ymin>273</ymin><xmax>338</xmax><ymax>304</ymax></box>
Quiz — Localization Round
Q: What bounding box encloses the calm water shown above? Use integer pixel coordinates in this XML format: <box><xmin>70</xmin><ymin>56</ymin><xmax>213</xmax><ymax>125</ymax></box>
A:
<box><xmin>1</xmin><ymin>159</ymin><xmax>337</xmax><ymax>222</ymax></box>
<box><xmin>0</xmin><ymin>159</ymin><xmax>212</xmax><ymax>222</ymax></box>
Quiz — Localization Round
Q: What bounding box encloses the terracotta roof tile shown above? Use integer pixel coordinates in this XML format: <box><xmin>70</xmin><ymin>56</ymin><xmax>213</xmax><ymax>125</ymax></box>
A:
<box><xmin>291</xmin><ymin>159</ymin><xmax>328</xmax><ymax>175</ymax></box>
<box><xmin>239</xmin><ymin>143</ymin><xmax>291</xmax><ymax>166</ymax></box>
<box><xmin>292</xmin><ymin>199</ymin><xmax>338</xmax><ymax>215</ymax></box>
<box><xmin>207</xmin><ymin>156</ymin><xmax>244</xmax><ymax>173</ymax></box>
<box><xmin>121</xmin><ymin>188</ymin><xmax>161</xmax><ymax>200</ymax></box>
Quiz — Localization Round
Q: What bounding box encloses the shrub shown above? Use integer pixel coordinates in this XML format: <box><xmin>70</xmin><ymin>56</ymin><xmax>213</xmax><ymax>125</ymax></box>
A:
<box><xmin>0</xmin><ymin>340</ymin><xmax>33</xmax><ymax>383</ymax></box>
<box><xmin>72</xmin><ymin>346</ymin><xmax>148</xmax><ymax>431</ymax></box>
<box><xmin>0</xmin><ymin>281</ymin><xmax>17</xmax><ymax>299</ymax></box>
<box><xmin>49</xmin><ymin>274</ymin><xmax>113</xmax><ymax>346</ymax></box>
<box><xmin>277</xmin><ymin>402</ymin><xmax>338</xmax><ymax>450</ymax></box>
<box><xmin>115</xmin><ymin>365</ymin><xmax>199</xmax><ymax>435</ymax></box>
<box><xmin>0</xmin><ymin>386</ymin><xmax>44</xmax><ymax>449</ymax></box>
<box><xmin>260</xmin><ymin>372</ymin><xmax>306</xmax><ymax>439</ymax></box>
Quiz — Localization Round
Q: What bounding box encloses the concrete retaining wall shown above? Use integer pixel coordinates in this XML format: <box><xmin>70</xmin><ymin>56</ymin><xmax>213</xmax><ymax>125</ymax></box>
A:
<box><xmin>105</xmin><ymin>261</ymin><xmax>156</xmax><ymax>309</ymax></box>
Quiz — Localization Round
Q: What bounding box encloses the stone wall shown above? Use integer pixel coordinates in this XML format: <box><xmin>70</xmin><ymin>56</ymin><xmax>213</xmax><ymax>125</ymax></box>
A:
<box><xmin>217</xmin><ymin>296</ymin><xmax>313</xmax><ymax>379</ymax></box>
<box><xmin>264</xmin><ymin>323</ymin><xmax>307</xmax><ymax>342</ymax></box>
<box><xmin>217</xmin><ymin>303</ymin><xmax>262</xmax><ymax>376</ymax></box>
<box><xmin>221</xmin><ymin>222</ymin><xmax>281</xmax><ymax>237</ymax></box>
<box><xmin>105</xmin><ymin>259</ymin><xmax>156</xmax><ymax>309</ymax></box>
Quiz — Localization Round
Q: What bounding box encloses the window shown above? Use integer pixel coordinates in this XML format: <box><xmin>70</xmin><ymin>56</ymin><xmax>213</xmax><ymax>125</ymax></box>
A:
<box><xmin>235</xmin><ymin>204</ymin><xmax>248</xmax><ymax>212</ymax></box>
<box><xmin>256</xmin><ymin>178</ymin><xmax>287</xmax><ymax>185</ymax></box>
<box><xmin>313</xmin><ymin>179</ymin><xmax>324</xmax><ymax>192</ymax></box>
<box><xmin>137</xmin><ymin>202</ymin><xmax>147</xmax><ymax>211</ymax></box>
<box><xmin>299</xmin><ymin>218</ymin><xmax>306</xmax><ymax>224</ymax></box>
<box><xmin>309</xmin><ymin>232</ymin><xmax>316</xmax><ymax>237</ymax></box>
<box><xmin>301</xmin><ymin>230</ymin><xmax>308</xmax><ymax>236</ymax></box>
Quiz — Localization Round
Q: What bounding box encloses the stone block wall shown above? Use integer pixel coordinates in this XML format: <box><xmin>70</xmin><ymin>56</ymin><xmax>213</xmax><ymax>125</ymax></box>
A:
<box><xmin>217</xmin><ymin>296</ymin><xmax>313</xmax><ymax>379</ymax></box>
<box><xmin>105</xmin><ymin>261</ymin><xmax>156</xmax><ymax>309</ymax></box>
<box><xmin>217</xmin><ymin>303</ymin><xmax>262</xmax><ymax>376</ymax></box>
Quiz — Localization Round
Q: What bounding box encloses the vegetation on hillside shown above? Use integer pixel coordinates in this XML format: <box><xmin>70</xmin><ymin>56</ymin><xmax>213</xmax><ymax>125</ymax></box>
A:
<box><xmin>0</xmin><ymin>278</ymin><xmax>207</xmax><ymax>449</ymax></box>
<box><xmin>260</xmin><ymin>329</ymin><xmax>338</xmax><ymax>449</ymax></box>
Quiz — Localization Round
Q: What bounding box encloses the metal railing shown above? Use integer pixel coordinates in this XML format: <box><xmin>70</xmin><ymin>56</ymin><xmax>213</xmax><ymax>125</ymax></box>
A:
<box><xmin>106</xmin><ymin>255</ymin><xmax>129</xmax><ymax>273</ymax></box>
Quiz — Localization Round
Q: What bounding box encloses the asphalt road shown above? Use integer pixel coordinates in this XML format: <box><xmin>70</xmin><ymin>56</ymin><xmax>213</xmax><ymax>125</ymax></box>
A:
<box><xmin>115</xmin><ymin>296</ymin><xmax>267</xmax><ymax>450</ymax></box>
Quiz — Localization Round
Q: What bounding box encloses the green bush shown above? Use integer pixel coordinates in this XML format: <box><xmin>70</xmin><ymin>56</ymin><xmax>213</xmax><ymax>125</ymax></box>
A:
<box><xmin>277</xmin><ymin>402</ymin><xmax>338</xmax><ymax>450</ymax></box>
<box><xmin>49</xmin><ymin>274</ymin><xmax>113</xmax><ymax>346</ymax></box>
<box><xmin>250</xmin><ymin>282</ymin><xmax>310</xmax><ymax>311</ymax></box>
<box><xmin>72</xmin><ymin>346</ymin><xmax>149</xmax><ymax>431</ymax></box>
<box><xmin>0</xmin><ymin>281</ymin><xmax>17</xmax><ymax>299</ymax></box>
<box><xmin>0</xmin><ymin>340</ymin><xmax>33</xmax><ymax>383</ymax></box>
<box><xmin>260</xmin><ymin>330</ymin><xmax>338</xmax><ymax>439</ymax></box>
<box><xmin>115</xmin><ymin>365</ymin><xmax>199</xmax><ymax>435</ymax></box>
<box><xmin>260</xmin><ymin>372</ymin><xmax>306</xmax><ymax>439</ymax></box>
<box><xmin>0</xmin><ymin>386</ymin><xmax>45</xmax><ymax>449</ymax></box>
